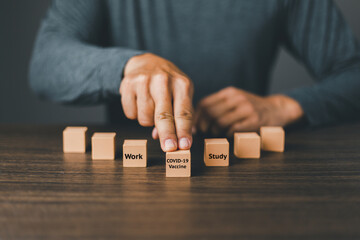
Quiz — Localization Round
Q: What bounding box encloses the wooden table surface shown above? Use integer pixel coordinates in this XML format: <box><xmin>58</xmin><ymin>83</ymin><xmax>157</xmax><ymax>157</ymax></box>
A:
<box><xmin>0</xmin><ymin>123</ymin><xmax>360</xmax><ymax>240</ymax></box>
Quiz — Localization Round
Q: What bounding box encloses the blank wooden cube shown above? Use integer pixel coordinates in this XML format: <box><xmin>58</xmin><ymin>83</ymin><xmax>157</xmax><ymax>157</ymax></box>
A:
<box><xmin>204</xmin><ymin>138</ymin><xmax>229</xmax><ymax>166</ymax></box>
<box><xmin>63</xmin><ymin>126</ymin><xmax>88</xmax><ymax>153</ymax></box>
<box><xmin>260</xmin><ymin>126</ymin><xmax>285</xmax><ymax>152</ymax></box>
<box><xmin>123</xmin><ymin>140</ymin><xmax>147</xmax><ymax>167</ymax></box>
<box><xmin>166</xmin><ymin>150</ymin><xmax>191</xmax><ymax>177</ymax></box>
<box><xmin>234</xmin><ymin>132</ymin><xmax>260</xmax><ymax>158</ymax></box>
<box><xmin>91</xmin><ymin>132</ymin><xmax>116</xmax><ymax>160</ymax></box>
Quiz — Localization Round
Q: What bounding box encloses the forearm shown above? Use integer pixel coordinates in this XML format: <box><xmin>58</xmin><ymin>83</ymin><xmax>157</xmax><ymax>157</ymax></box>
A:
<box><xmin>282</xmin><ymin>0</ymin><xmax>360</xmax><ymax>126</ymax></box>
<box><xmin>284</xmin><ymin>66</ymin><xmax>360</xmax><ymax>126</ymax></box>
<box><xmin>29</xmin><ymin>35</ymin><xmax>144</xmax><ymax>105</ymax></box>
<box><xmin>29</xmin><ymin>0</ymin><xmax>145</xmax><ymax>105</ymax></box>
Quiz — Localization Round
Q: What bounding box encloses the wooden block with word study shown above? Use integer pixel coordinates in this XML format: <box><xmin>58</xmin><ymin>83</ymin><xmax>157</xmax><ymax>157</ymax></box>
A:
<box><xmin>166</xmin><ymin>150</ymin><xmax>191</xmax><ymax>177</ymax></box>
<box><xmin>63</xmin><ymin>126</ymin><xmax>88</xmax><ymax>153</ymax></box>
<box><xmin>260</xmin><ymin>126</ymin><xmax>285</xmax><ymax>152</ymax></box>
<box><xmin>91</xmin><ymin>132</ymin><xmax>116</xmax><ymax>160</ymax></box>
<box><xmin>234</xmin><ymin>132</ymin><xmax>260</xmax><ymax>158</ymax></box>
<box><xmin>123</xmin><ymin>140</ymin><xmax>147</xmax><ymax>167</ymax></box>
<box><xmin>204</xmin><ymin>138</ymin><xmax>229</xmax><ymax>166</ymax></box>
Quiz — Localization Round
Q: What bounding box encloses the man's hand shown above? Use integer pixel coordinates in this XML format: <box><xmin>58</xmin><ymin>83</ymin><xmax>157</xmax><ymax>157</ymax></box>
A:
<box><xmin>120</xmin><ymin>53</ymin><xmax>194</xmax><ymax>152</ymax></box>
<box><xmin>195</xmin><ymin>87</ymin><xmax>304</xmax><ymax>136</ymax></box>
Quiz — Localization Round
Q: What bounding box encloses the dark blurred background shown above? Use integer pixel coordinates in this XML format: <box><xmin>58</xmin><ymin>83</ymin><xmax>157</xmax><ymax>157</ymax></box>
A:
<box><xmin>1</xmin><ymin>0</ymin><xmax>360</xmax><ymax>124</ymax></box>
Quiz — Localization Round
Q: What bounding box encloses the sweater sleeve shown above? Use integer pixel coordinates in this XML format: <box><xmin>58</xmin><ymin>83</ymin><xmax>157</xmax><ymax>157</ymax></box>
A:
<box><xmin>29</xmin><ymin>0</ymin><xmax>145</xmax><ymax>105</ymax></box>
<box><xmin>281</xmin><ymin>0</ymin><xmax>360</xmax><ymax>126</ymax></box>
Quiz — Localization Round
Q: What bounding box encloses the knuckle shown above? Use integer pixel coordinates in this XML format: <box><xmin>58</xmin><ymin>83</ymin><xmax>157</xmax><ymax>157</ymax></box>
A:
<box><xmin>122</xmin><ymin>76</ymin><xmax>131</xmax><ymax>83</ymax></box>
<box><xmin>239</xmin><ymin>100</ymin><xmax>253</xmax><ymax>113</ymax></box>
<box><xmin>138</xmin><ymin>118</ymin><xmax>154</xmax><ymax>127</ymax></box>
<box><xmin>121</xmin><ymin>99</ymin><xmax>137</xmax><ymax>120</ymax></box>
<box><xmin>175</xmin><ymin>109</ymin><xmax>193</xmax><ymax>121</ymax></box>
<box><xmin>136</xmin><ymin>73</ymin><xmax>148</xmax><ymax>80</ymax></box>
<box><xmin>125</xmin><ymin>111</ymin><xmax>137</xmax><ymax>120</ymax></box>
<box><xmin>152</xmin><ymin>72</ymin><xmax>169</xmax><ymax>84</ymax></box>
<box><xmin>121</xmin><ymin>77</ymin><xmax>128</xmax><ymax>85</ymax></box>
<box><xmin>141</xmin><ymin>93</ymin><xmax>152</xmax><ymax>102</ymax></box>
<box><xmin>235</xmin><ymin>93</ymin><xmax>246</xmax><ymax>102</ymax></box>
<box><xmin>225</xmin><ymin>86</ymin><xmax>237</xmax><ymax>94</ymax></box>
<box><xmin>138</xmin><ymin>105</ymin><xmax>155</xmax><ymax>127</ymax></box>
<box><xmin>156</xmin><ymin>111</ymin><xmax>174</xmax><ymax>122</ymax></box>
<box><xmin>222</xmin><ymin>95</ymin><xmax>231</xmax><ymax>104</ymax></box>
<box><xmin>136</xmin><ymin>74</ymin><xmax>150</xmax><ymax>84</ymax></box>
<box><xmin>120</xmin><ymin>78</ymin><xmax>130</xmax><ymax>93</ymax></box>
<box><xmin>177</xmin><ymin>77</ymin><xmax>193</xmax><ymax>91</ymax></box>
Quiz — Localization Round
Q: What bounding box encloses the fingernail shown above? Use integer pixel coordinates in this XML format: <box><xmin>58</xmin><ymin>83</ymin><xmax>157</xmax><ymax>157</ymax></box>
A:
<box><xmin>164</xmin><ymin>139</ymin><xmax>177</xmax><ymax>151</ymax></box>
<box><xmin>179</xmin><ymin>138</ymin><xmax>190</xmax><ymax>149</ymax></box>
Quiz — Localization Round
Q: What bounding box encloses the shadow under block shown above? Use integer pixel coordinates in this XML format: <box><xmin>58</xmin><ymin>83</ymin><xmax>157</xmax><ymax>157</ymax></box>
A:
<box><xmin>91</xmin><ymin>133</ymin><xmax>116</xmax><ymax>160</ymax></box>
<box><xmin>260</xmin><ymin>126</ymin><xmax>285</xmax><ymax>152</ymax></box>
<box><xmin>166</xmin><ymin>150</ymin><xmax>191</xmax><ymax>177</ymax></box>
<box><xmin>123</xmin><ymin>140</ymin><xmax>147</xmax><ymax>167</ymax></box>
<box><xmin>63</xmin><ymin>126</ymin><xmax>88</xmax><ymax>153</ymax></box>
<box><xmin>204</xmin><ymin>138</ymin><xmax>229</xmax><ymax>166</ymax></box>
<box><xmin>234</xmin><ymin>133</ymin><xmax>260</xmax><ymax>159</ymax></box>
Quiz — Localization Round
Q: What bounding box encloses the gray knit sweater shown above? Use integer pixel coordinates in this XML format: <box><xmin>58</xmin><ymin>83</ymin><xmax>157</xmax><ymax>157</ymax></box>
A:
<box><xmin>29</xmin><ymin>0</ymin><xmax>360</xmax><ymax>126</ymax></box>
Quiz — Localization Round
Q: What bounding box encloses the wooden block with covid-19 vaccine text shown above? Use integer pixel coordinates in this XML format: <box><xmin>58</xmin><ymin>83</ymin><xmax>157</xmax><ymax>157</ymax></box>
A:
<box><xmin>166</xmin><ymin>150</ymin><xmax>191</xmax><ymax>177</ymax></box>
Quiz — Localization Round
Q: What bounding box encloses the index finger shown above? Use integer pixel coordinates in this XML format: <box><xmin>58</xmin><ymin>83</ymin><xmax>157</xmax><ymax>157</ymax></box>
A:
<box><xmin>150</xmin><ymin>74</ymin><xmax>178</xmax><ymax>152</ymax></box>
<box><xmin>173</xmin><ymin>77</ymin><xmax>194</xmax><ymax>150</ymax></box>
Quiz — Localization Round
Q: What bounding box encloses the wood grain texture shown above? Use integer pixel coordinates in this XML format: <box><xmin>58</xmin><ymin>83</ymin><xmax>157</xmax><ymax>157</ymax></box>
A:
<box><xmin>0</xmin><ymin>123</ymin><xmax>360</xmax><ymax>240</ymax></box>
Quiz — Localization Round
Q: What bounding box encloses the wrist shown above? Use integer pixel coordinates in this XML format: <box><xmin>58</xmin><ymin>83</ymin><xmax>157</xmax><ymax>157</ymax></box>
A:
<box><xmin>267</xmin><ymin>95</ymin><xmax>304</xmax><ymax>126</ymax></box>
<box><xmin>124</xmin><ymin>53</ymin><xmax>152</xmax><ymax>76</ymax></box>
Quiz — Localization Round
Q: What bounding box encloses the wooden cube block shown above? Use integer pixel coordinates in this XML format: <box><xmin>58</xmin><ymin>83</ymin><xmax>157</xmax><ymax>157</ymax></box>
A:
<box><xmin>63</xmin><ymin>126</ymin><xmax>88</xmax><ymax>153</ymax></box>
<box><xmin>260</xmin><ymin>126</ymin><xmax>285</xmax><ymax>152</ymax></box>
<box><xmin>91</xmin><ymin>132</ymin><xmax>116</xmax><ymax>160</ymax></box>
<box><xmin>166</xmin><ymin>150</ymin><xmax>191</xmax><ymax>177</ymax></box>
<box><xmin>123</xmin><ymin>140</ymin><xmax>147</xmax><ymax>167</ymax></box>
<box><xmin>234</xmin><ymin>132</ymin><xmax>260</xmax><ymax>158</ymax></box>
<box><xmin>204</xmin><ymin>138</ymin><xmax>229</xmax><ymax>166</ymax></box>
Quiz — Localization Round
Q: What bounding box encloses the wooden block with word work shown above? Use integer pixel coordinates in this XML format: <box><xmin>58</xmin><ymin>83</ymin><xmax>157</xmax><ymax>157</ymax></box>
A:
<box><xmin>204</xmin><ymin>138</ymin><xmax>229</xmax><ymax>166</ymax></box>
<box><xmin>123</xmin><ymin>140</ymin><xmax>147</xmax><ymax>167</ymax></box>
<box><xmin>63</xmin><ymin>126</ymin><xmax>88</xmax><ymax>153</ymax></box>
<box><xmin>234</xmin><ymin>132</ymin><xmax>260</xmax><ymax>158</ymax></box>
<box><xmin>260</xmin><ymin>126</ymin><xmax>285</xmax><ymax>152</ymax></box>
<box><xmin>91</xmin><ymin>132</ymin><xmax>116</xmax><ymax>160</ymax></box>
<box><xmin>166</xmin><ymin>150</ymin><xmax>191</xmax><ymax>177</ymax></box>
